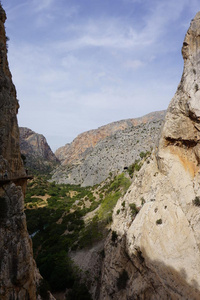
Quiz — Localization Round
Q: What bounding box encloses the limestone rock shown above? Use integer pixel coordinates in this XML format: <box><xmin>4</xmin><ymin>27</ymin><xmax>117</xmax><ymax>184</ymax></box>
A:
<box><xmin>52</xmin><ymin>111</ymin><xmax>165</xmax><ymax>186</ymax></box>
<box><xmin>0</xmin><ymin>6</ymin><xmax>24</xmax><ymax>179</ymax></box>
<box><xmin>99</xmin><ymin>11</ymin><xmax>200</xmax><ymax>300</ymax></box>
<box><xmin>19</xmin><ymin>127</ymin><xmax>60</xmax><ymax>173</ymax></box>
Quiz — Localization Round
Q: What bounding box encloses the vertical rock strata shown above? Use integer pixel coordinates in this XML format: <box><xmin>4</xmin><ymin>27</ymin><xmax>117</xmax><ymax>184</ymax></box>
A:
<box><xmin>0</xmin><ymin>5</ymin><xmax>45</xmax><ymax>300</ymax></box>
<box><xmin>100</xmin><ymin>12</ymin><xmax>200</xmax><ymax>300</ymax></box>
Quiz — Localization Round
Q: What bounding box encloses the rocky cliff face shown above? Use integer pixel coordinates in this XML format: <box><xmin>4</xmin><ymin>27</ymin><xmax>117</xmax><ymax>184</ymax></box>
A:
<box><xmin>19</xmin><ymin>127</ymin><xmax>59</xmax><ymax>174</ymax></box>
<box><xmin>52</xmin><ymin>111</ymin><xmax>165</xmax><ymax>186</ymax></box>
<box><xmin>0</xmin><ymin>5</ymin><xmax>53</xmax><ymax>300</ymax></box>
<box><xmin>99</xmin><ymin>12</ymin><xmax>200</xmax><ymax>300</ymax></box>
<box><xmin>0</xmin><ymin>7</ymin><xmax>24</xmax><ymax>179</ymax></box>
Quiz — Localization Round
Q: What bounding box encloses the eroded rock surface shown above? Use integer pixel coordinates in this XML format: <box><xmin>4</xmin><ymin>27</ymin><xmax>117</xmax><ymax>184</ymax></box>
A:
<box><xmin>52</xmin><ymin>111</ymin><xmax>165</xmax><ymax>186</ymax></box>
<box><xmin>99</xmin><ymin>11</ymin><xmax>200</xmax><ymax>300</ymax></box>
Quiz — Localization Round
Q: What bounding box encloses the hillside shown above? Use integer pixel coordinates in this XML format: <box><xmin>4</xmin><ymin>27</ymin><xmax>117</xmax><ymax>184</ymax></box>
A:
<box><xmin>52</xmin><ymin>110</ymin><xmax>165</xmax><ymax>186</ymax></box>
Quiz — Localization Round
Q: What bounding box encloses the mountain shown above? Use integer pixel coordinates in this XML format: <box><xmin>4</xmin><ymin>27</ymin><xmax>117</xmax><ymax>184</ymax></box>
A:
<box><xmin>0</xmin><ymin>5</ymin><xmax>54</xmax><ymax>300</ymax></box>
<box><xmin>99</xmin><ymin>11</ymin><xmax>200</xmax><ymax>299</ymax></box>
<box><xmin>19</xmin><ymin>127</ymin><xmax>59</xmax><ymax>174</ymax></box>
<box><xmin>52</xmin><ymin>110</ymin><xmax>165</xmax><ymax>186</ymax></box>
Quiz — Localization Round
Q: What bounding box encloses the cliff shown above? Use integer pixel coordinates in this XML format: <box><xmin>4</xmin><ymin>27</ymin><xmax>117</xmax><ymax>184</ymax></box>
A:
<box><xmin>0</xmin><ymin>5</ymin><xmax>54</xmax><ymax>300</ymax></box>
<box><xmin>19</xmin><ymin>127</ymin><xmax>59</xmax><ymax>174</ymax></box>
<box><xmin>99</xmin><ymin>12</ymin><xmax>200</xmax><ymax>299</ymax></box>
<box><xmin>52</xmin><ymin>111</ymin><xmax>165</xmax><ymax>186</ymax></box>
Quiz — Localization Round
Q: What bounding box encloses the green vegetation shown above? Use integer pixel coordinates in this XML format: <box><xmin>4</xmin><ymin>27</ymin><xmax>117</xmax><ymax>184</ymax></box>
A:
<box><xmin>25</xmin><ymin>172</ymin><xmax>131</xmax><ymax>294</ymax></box>
<box><xmin>127</xmin><ymin>151</ymin><xmax>151</xmax><ymax>178</ymax></box>
<box><xmin>139</xmin><ymin>151</ymin><xmax>150</xmax><ymax>159</ymax></box>
<box><xmin>141</xmin><ymin>197</ymin><xmax>145</xmax><ymax>206</ymax></box>
<box><xmin>156</xmin><ymin>218</ymin><xmax>162</xmax><ymax>225</ymax></box>
<box><xmin>127</xmin><ymin>159</ymin><xmax>142</xmax><ymax>177</ymax></box>
<box><xmin>129</xmin><ymin>203</ymin><xmax>139</xmax><ymax>217</ymax></box>
<box><xmin>193</xmin><ymin>196</ymin><xmax>200</xmax><ymax>207</ymax></box>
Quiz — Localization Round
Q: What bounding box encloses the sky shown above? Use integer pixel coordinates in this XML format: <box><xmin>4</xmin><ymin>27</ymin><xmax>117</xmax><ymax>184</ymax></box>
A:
<box><xmin>1</xmin><ymin>0</ymin><xmax>200</xmax><ymax>151</ymax></box>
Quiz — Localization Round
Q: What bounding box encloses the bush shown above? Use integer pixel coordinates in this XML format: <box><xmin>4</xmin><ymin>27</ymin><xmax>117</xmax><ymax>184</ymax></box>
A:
<box><xmin>156</xmin><ymin>218</ymin><xmax>162</xmax><ymax>225</ymax></box>
<box><xmin>193</xmin><ymin>196</ymin><xmax>200</xmax><ymax>206</ymax></box>
<box><xmin>129</xmin><ymin>203</ymin><xmax>139</xmax><ymax>217</ymax></box>
<box><xmin>117</xmin><ymin>270</ymin><xmax>129</xmax><ymax>290</ymax></box>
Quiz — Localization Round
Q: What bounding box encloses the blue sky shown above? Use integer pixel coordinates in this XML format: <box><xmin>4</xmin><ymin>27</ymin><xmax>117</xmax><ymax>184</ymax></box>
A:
<box><xmin>1</xmin><ymin>0</ymin><xmax>200</xmax><ymax>151</ymax></box>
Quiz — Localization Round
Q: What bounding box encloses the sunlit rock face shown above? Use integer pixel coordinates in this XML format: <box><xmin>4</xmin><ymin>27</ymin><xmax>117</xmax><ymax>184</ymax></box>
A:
<box><xmin>99</xmin><ymin>12</ymin><xmax>200</xmax><ymax>300</ymax></box>
<box><xmin>0</xmin><ymin>4</ymin><xmax>54</xmax><ymax>300</ymax></box>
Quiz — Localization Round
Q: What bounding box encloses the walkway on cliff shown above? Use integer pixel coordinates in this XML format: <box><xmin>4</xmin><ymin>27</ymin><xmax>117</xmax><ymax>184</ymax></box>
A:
<box><xmin>0</xmin><ymin>176</ymin><xmax>33</xmax><ymax>187</ymax></box>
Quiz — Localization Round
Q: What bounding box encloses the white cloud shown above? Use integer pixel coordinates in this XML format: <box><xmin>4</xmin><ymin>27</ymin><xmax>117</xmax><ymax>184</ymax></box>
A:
<box><xmin>4</xmin><ymin>0</ymin><xmax>199</xmax><ymax>151</ymax></box>
<box><xmin>124</xmin><ymin>59</ymin><xmax>145</xmax><ymax>69</ymax></box>
<box><xmin>33</xmin><ymin>0</ymin><xmax>54</xmax><ymax>12</ymax></box>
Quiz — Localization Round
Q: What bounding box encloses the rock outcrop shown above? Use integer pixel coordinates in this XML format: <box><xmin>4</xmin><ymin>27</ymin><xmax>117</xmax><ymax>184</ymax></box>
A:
<box><xmin>0</xmin><ymin>5</ymin><xmax>54</xmax><ymax>300</ymax></box>
<box><xmin>99</xmin><ymin>12</ymin><xmax>200</xmax><ymax>300</ymax></box>
<box><xmin>19</xmin><ymin>127</ymin><xmax>59</xmax><ymax>174</ymax></box>
<box><xmin>52</xmin><ymin>111</ymin><xmax>165</xmax><ymax>186</ymax></box>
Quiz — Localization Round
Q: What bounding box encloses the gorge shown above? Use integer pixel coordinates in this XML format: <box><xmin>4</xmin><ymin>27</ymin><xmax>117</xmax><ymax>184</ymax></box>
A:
<box><xmin>1</xmin><ymin>2</ymin><xmax>200</xmax><ymax>300</ymax></box>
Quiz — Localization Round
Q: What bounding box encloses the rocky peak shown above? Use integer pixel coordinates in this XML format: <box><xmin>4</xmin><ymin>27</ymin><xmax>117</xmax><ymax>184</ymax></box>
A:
<box><xmin>19</xmin><ymin>127</ymin><xmax>59</xmax><ymax>174</ymax></box>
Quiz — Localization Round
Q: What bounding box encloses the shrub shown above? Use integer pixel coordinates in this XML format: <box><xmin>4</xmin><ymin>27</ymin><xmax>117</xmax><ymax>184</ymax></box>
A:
<box><xmin>139</xmin><ymin>151</ymin><xmax>146</xmax><ymax>158</ymax></box>
<box><xmin>156</xmin><ymin>218</ymin><xmax>162</xmax><ymax>225</ymax></box>
<box><xmin>129</xmin><ymin>203</ymin><xmax>139</xmax><ymax>217</ymax></box>
<box><xmin>141</xmin><ymin>197</ymin><xmax>145</xmax><ymax>205</ymax></box>
<box><xmin>193</xmin><ymin>196</ymin><xmax>200</xmax><ymax>206</ymax></box>
<box><xmin>117</xmin><ymin>270</ymin><xmax>129</xmax><ymax>290</ymax></box>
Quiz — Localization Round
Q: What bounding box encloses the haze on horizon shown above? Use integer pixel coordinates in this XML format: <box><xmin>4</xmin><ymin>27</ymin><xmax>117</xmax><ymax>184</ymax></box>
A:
<box><xmin>1</xmin><ymin>0</ymin><xmax>199</xmax><ymax>151</ymax></box>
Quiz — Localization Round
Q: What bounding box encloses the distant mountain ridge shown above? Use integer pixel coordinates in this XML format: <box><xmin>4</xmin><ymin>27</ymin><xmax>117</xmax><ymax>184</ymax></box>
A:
<box><xmin>52</xmin><ymin>110</ymin><xmax>166</xmax><ymax>186</ymax></box>
<box><xmin>55</xmin><ymin>110</ymin><xmax>166</xmax><ymax>165</ymax></box>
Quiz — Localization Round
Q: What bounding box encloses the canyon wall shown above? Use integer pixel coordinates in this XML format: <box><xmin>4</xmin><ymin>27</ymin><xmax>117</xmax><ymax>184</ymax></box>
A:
<box><xmin>99</xmin><ymin>11</ymin><xmax>200</xmax><ymax>300</ymax></box>
<box><xmin>0</xmin><ymin>5</ymin><xmax>53</xmax><ymax>300</ymax></box>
